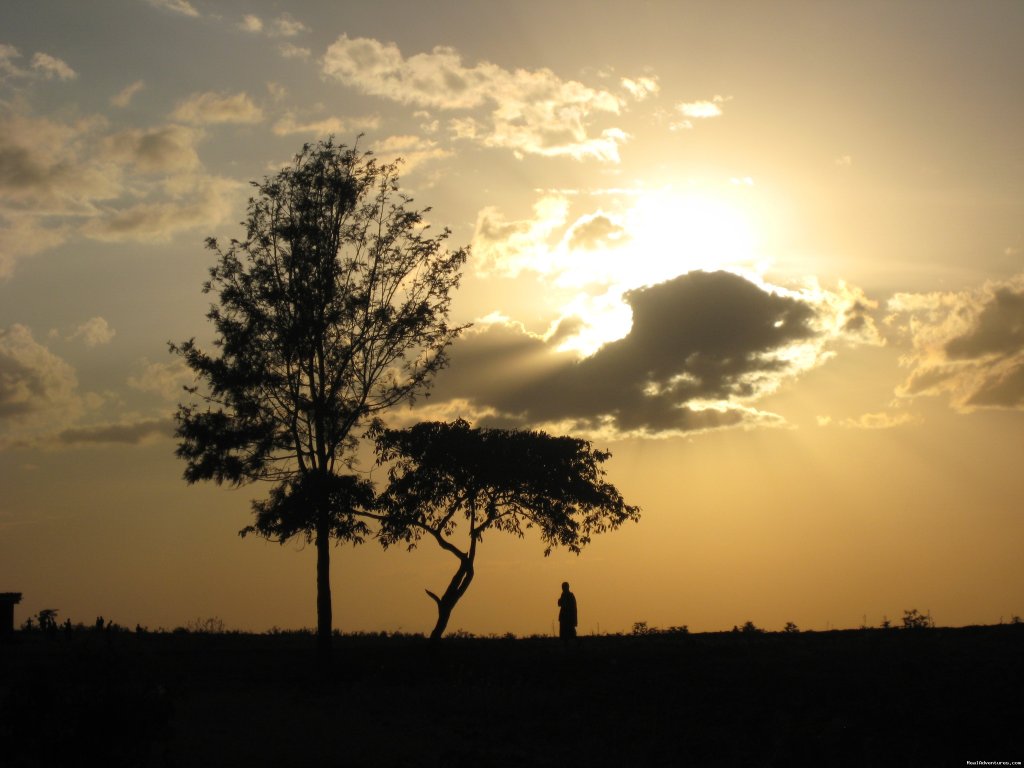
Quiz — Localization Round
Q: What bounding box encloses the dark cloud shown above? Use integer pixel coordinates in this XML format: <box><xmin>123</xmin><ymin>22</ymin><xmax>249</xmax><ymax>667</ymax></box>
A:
<box><xmin>944</xmin><ymin>287</ymin><xmax>1024</xmax><ymax>360</ymax></box>
<box><xmin>892</xmin><ymin>276</ymin><xmax>1024</xmax><ymax>410</ymax></box>
<box><xmin>57</xmin><ymin>417</ymin><xmax>173</xmax><ymax>446</ymax></box>
<box><xmin>432</xmin><ymin>270</ymin><xmax>824</xmax><ymax>435</ymax></box>
<box><xmin>0</xmin><ymin>324</ymin><xmax>77</xmax><ymax>419</ymax></box>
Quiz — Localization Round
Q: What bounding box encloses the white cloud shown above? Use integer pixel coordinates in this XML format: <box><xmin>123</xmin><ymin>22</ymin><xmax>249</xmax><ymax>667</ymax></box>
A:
<box><xmin>272</xmin><ymin>14</ymin><xmax>308</xmax><ymax>37</ymax></box>
<box><xmin>838</xmin><ymin>411</ymin><xmax>919</xmax><ymax>430</ymax></box>
<box><xmin>621</xmin><ymin>76</ymin><xmax>659</xmax><ymax>101</ymax></box>
<box><xmin>0</xmin><ymin>44</ymin><xmax>26</xmax><ymax>80</ymax></box>
<box><xmin>371</xmin><ymin>134</ymin><xmax>452</xmax><ymax>172</ymax></box>
<box><xmin>110</xmin><ymin>80</ymin><xmax>145</xmax><ymax>108</ymax></box>
<box><xmin>271</xmin><ymin>112</ymin><xmax>380</xmax><ymax>137</ymax></box>
<box><xmin>0</xmin><ymin>214</ymin><xmax>68</xmax><ymax>280</ymax></box>
<box><xmin>677</xmin><ymin>100</ymin><xmax>723</xmax><ymax>119</ymax></box>
<box><xmin>146</xmin><ymin>0</ymin><xmax>199</xmax><ymax>18</ymax></box>
<box><xmin>266</xmin><ymin>82</ymin><xmax>287</xmax><ymax>101</ymax></box>
<box><xmin>322</xmin><ymin>35</ymin><xmax>628</xmax><ymax>162</ymax></box>
<box><xmin>472</xmin><ymin>196</ymin><xmax>570</xmax><ymax>278</ymax></box>
<box><xmin>171</xmin><ymin>91</ymin><xmax>264</xmax><ymax>125</ymax></box>
<box><xmin>67</xmin><ymin>317</ymin><xmax>115</xmax><ymax>347</ymax></box>
<box><xmin>30</xmin><ymin>52</ymin><xmax>76</xmax><ymax>81</ymax></box>
<box><xmin>671</xmin><ymin>95</ymin><xmax>730</xmax><ymax>130</ymax></box>
<box><xmin>278</xmin><ymin>43</ymin><xmax>311</xmax><ymax>60</ymax></box>
<box><xmin>128</xmin><ymin>357</ymin><xmax>194</xmax><ymax>401</ymax></box>
<box><xmin>239</xmin><ymin>14</ymin><xmax>263</xmax><ymax>33</ymax></box>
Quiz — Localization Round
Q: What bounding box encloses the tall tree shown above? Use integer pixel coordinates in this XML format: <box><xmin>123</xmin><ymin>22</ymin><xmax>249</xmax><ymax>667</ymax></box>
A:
<box><xmin>171</xmin><ymin>138</ymin><xmax>467</xmax><ymax>662</ymax></box>
<box><xmin>371</xmin><ymin>420</ymin><xmax>640</xmax><ymax>640</ymax></box>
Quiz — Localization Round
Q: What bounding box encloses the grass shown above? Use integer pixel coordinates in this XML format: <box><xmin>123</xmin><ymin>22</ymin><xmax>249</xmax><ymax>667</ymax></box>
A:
<box><xmin>2</xmin><ymin>624</ymin><xmax>1022</xmax><ymax>766</ymax></box>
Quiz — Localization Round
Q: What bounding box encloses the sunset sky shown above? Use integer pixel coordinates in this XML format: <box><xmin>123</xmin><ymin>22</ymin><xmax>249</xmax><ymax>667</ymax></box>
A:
<box><xmin>2</xmin><ymin>0</ymin><xmax>1022</xmax><ymax>636</ymax></box>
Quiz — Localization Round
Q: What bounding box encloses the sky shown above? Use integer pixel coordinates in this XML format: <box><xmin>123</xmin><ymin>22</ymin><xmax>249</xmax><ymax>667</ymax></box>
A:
<box><xmin>1</xmin><ymin>0</ymin><xmax>1022</xmax><ymax>636</ymax></box>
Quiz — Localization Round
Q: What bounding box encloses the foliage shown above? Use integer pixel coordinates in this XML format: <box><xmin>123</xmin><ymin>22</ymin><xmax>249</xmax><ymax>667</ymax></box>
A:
<box><xmin>632</xmin><ymin>622</ymin><xmax>688</xmax><ymax>637</ymax></box>
<box><xmin>171</xmin><ymin>137</ymin><xmax>467</xmax><ymax>657</ymax></box>
<box><xmin>372</xmin><ymin>419</ymin><xmax>640</xmax><ymax>639</ymax></box>
<box><xmin>37</xmin><ymin>609</ymin><xmax>58</xmax><ymax>632</ymax></box>
<box><xmin>185</xmin><ymin>616</ymin><xmax>227</xmax><ymax>634</ymax></box>
<box><xmin>901</xmin><ymin>608</ymin><xmax>934</xmax><ymax>630</ymax></box>
<box><xmin>783</xmin><ymin>621</ymin><xmax>800</xmax><ymax>634</ymax></box>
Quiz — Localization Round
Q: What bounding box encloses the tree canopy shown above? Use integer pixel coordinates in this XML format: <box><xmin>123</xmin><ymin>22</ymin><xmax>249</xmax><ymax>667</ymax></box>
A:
<box><xmin>171</xmin><ymin>138</ymin><xmax>467</xmax><ymax>660</ymax></box>
<box><xmin>372</xmin><ymin>419</ymin><xmax>640</xmax><ymax>639</ymax></box>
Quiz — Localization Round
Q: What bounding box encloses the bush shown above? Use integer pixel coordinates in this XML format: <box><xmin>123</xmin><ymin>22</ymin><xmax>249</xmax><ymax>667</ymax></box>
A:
<box><xmin>901</xmin><ymin>609</ymin><xmax>934</xmax><ymax>630</ymax></box>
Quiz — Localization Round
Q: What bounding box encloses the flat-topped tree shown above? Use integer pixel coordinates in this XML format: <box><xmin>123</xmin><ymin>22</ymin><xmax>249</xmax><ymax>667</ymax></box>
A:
<box><xmin>371</xmin><ymin>419</ymin><xmax>640</xmax><ymax>640</ymax></box>
<box><xmin>172</xmin><ymin>138</ymin><xmax>467</xmax><ymax>663</ymax></box>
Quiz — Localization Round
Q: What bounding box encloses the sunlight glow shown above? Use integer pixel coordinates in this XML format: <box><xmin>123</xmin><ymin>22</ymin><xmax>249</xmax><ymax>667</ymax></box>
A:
<box><xmin>553</xmin><ymin>188</ymin><xmax>764</xmax><ymax>357</ymax></box>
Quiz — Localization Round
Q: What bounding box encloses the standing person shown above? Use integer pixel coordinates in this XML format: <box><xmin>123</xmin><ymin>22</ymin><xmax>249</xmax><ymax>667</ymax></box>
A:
<box><xmin>558</xmin><ymin>581</ymin><xmax>577</xmax><ymax>643</ymax></box>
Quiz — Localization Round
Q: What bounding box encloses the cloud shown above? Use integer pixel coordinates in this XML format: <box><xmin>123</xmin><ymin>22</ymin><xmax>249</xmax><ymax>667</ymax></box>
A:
<box><xmin>566</xmin><ymin>212</ymin><xmax>629</xmax><ymax>251</ymax></box>
<box><xmin>128</xmin><ymin>357</ymin><xmax>194</xmax><ymax>401</ymax></box>
<box><xmin>472</xmin><ymin>196</ymin><xmax>570</xmax><ymax>277</ymax></box>
<box><xmin>837</xmin><ymin>411</ymin><xmax>919</xmax><ymax>430</ymax></box>
<box><xmin>110</xmin><ymin>80</ymin><xmax>145</xmax><ymax>108</ymax></box>
<box><xmin>271</xmin><ymin>14</ymin><xmax>308</xmax><ymax>37</ymax></box>
<box><xmin>322</xmin><ymin>35</ymin><xmax>627</xmax><ymax>161</ymax></box>
<box><xmin>677</xmin><ymin>100</ymin><xmax>723</xmax><ymax>119</ymax></box>
<box><xmin>621</xmin><ymin>76</ymin><xmax>659</xmax><ymax>101</ymax></box>
<box><xmin>102</xmin><ymin>123</ymin><xmax>202</xmax><ymax>173</ymax></box>
<box><xmin>0</xmin><ymin>44</ymin><xmax>26</xmax><ymax>80</ymax></box>
<box><xmin>171</xmin><ymin>91</ymin><xmax>263</xmax><ymax>125</ymax></box>
<box><xmin>671</xmin><ymin>95</ymin><xmax>729</xmax><ymax>131</ymax></box>
<box><xmin>271</xmin><ymin>113</ymin><xmax>380</xmax><ymax>138</ymax></box>
<box><xmin>146</xmin><ymin>0</ymin><xmax>199</xmax><ymax>18</ymax></box>
<box><xmin>80</xmin><ymin>174</ymin><xmax>240</xmax><ymax>243</ymax></box>
<box><xmin>0</xmin><ymin>111</ymin><xmax>121</xmax><ymax>215</ymax></box>
<box><xmin>56</xmin><ymin>417</ymin><xmax>173</xmax><ymax>446</ymax></box>
<box><xmin>1</xmin><ymin>46</ymin><xmax>77</xmax><ymax>82</ymax></box>
<box><xmin>30</xmin><ymin>53</ymin><xmax>76</xmax><ymax>81</ymax></box>
<box><xmin>239</xmin><ymin>14</ymin><xmax>263</xmax><ymax>33</ymax></box>
<box><xmin>0</xmin><ymin>214</ymin><xmax>68</xmax><ymax>280</ymax></box>
<box><xmin>0</xmin><ymin>324</ymin><xmax>78</xmax><ymax>421</ymax></box>
<box><xmin>889</xmin><ymin>273</ymin><xmax>1024</xmax><ymax>411</ymax></box>
<box><xmin>428</xmin><ymin>270</ymin><xmax>861</xmax><ymax>438</ymax></box>
<box><xmin>278</xmin><ymin>43</ymin><xmax>311</xmax><ymax>60</ymax></box>
<box><xmin>67</xmin><ymin>317</ymin><xmax>115</xmax><ymax>347</ymax></box>
<box><xmin>370</xmin><ymin>134</ymin><xmax>452</xmax><ymax>172</ymax></box>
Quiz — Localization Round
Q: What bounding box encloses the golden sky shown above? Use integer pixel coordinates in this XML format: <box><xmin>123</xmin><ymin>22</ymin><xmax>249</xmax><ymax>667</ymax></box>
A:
<box><xmin>1</xmin><ymin>0</ymin><xmax>1022</xmax><ymax>634</ymax></box>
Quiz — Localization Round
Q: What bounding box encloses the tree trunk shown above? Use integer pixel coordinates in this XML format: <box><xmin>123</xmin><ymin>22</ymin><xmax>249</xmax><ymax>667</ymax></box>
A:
<box><xmin>315</xmin><ymin>515</ymin><xmax>333</xmax><ymax>668</ymax></box>
<box><xmin>427</xmin><ymin>560</ymin><xmax>474</xmax><ymax>641</ymax></box>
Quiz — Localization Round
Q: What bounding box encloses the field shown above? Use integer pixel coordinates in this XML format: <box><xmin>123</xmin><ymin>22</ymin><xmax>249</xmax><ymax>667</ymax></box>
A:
<box><xmin>2</xmin><ymin>625</ymin><xmax>1022</xmax><ymax>767</ymax></box>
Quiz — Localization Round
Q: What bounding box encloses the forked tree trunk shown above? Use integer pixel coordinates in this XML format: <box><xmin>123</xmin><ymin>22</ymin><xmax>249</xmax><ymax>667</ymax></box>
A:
<box><xmin>427</xmin><ymin>559</ymin><xmax>474</xmax><ymax>641</ymax></box>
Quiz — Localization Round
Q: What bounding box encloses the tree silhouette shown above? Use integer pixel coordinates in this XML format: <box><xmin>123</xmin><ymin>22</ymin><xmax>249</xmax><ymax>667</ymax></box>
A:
<box><xmin>371</xmin><ymin>419</ymin><xmax>640</xmax><ymax>640</ymax></box>
<box><xmin>172</xmin><ymin>138</ymin><xmax>467</xmax><ymax>663</ymax></box>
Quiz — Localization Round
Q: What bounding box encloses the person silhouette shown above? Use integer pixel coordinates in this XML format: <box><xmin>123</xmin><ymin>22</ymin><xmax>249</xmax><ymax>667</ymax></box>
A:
<box><xmin>558</xmin><ymin>581</ymin><xmax>577</xmax><ymax>644</ymax></box>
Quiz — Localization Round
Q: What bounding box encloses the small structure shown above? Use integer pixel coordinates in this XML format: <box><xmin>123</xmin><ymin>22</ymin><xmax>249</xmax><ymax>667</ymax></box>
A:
<box><xmin>1</xmin><ymin>593</ymin><xmax>23</xmax><ymax>635</ymax></box>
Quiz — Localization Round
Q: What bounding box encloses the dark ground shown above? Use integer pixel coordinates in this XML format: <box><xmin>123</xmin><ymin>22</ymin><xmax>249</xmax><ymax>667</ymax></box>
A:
<box><xmin>2</xmin><ymin>624</ymin><xmax>1022</xmax><ymax>767</ymax></box>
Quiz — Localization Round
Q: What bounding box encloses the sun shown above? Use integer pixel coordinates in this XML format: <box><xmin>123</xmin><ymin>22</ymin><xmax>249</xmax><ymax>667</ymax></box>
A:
<box><xmin>621</xmin><ymin>187</ymin><xmax>760</xmax><ymax>285</ymax></box>
<box><xmin>551</xmin><ymin>186</ymin><xmax>765</xmax><ymax>357</ymax></box>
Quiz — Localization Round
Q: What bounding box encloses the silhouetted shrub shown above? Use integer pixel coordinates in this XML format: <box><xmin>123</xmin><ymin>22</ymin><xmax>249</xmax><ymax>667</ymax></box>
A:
<box><xmin>901</xmin><ymin>609</ymin><xmax>934</xmax><ymax>629</ymax></box>
<box><xmin>186</xmin><ymin>616</ymin><xmax>226</xmax><ymax>633</ymax></box>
